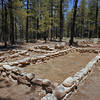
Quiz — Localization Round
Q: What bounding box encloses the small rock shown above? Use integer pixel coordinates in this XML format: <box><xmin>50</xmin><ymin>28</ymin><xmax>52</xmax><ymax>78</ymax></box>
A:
<box><xmin>6</xmin><ymin>71</ymin><xmax>11</xmax><ymax>76</ymax></box>
<box><xmin>45</xmin><ymin>86</ymin><xmax>53</xmax><ymax>93</ymax></box>
<box><xmin>74</xmin><ymin>72</ymin><xmax>84</xmax><ymax>81</ymax></box>
<box><xmin>10</xmin><ymin>73</ymin><xmax>19</xmax><ymax>80</ymax></box>
<box><xmin>12</xmin><ymin>67</ymin><xmax>23</xmax><ymax>75</ymax></box>
<box><xmin>39</xmin><ymin>90</ymin><xmax>46</xmax><ymax>97</ymax></box>
<box><xmin>53</xmin><ymin>85</ymin><xmax>67</xmax><ymax>100</ymax></box>
<box><xmin>31</xmin><ymin>78</ymin><xmax>43</xmax><ymax>86</ymax></box>
<box><xmin>24</xmin><ymin>73</ymin><xmax>35</xmax><ymax>81</ymax></box>
<box><xmin>18</xmin><ymin>77</ymin><xmax>31</xmax><ymax>86</ymax></box>
<box><xmin>62</xmin><ymin>77</ymin><xmax>74</xmax><ymax>87</ymax></box>
<box><xmin>0</xmin><ymin>67</ymin><xmax>4</xmax><ymax>71</ymax></box>
<box><xmin>3</xmin><ymin>65</ymin><xmax>16</xmax><ymax>71</ymax></box>
<box><xmin>26</xmin><ymin>53</ymin><xmax>30</xmax><ymax>56</ymax></box>
<box><xmin>18</xmin><ymin>64</ymin><xmax>23</xmax><ymax>67</ymax></box>
<box><xmin>53</xmin><ymin>82</ymin><xmax>58</xmax><ymax>87</ymax></box>
<box><xmin>42</xmin><ymin>79</ymin><xmax>51</xmax><ymax>86</ymax></box>
<box><xmin>41</xmin><ymin>93</ymin><xmax>57</xmax><ymax>100</ymax></box>
<box><xmin>2</xmin><ymin>72</ymin><xmax>6</xmax><ymax>77</ymax></box>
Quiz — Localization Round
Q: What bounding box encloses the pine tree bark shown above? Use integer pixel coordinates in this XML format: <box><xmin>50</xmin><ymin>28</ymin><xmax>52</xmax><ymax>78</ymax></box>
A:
<box><xmin>95</xmin><ymin>0</ymin><xmax>98</xmax><ymax>38</ymax></box>
<box><xmin>9</xmin><ymin>0</ymin><xmax>15</xmax><ymax>45</ymax></box>
<box><xmin>50</xmin><ymin>0</ymin><xmax>53</xmax><ymax>41</ymax></box>
<box><xmin>4</xmin><ymin>5</ymin><xmax>8</xmax><ymax>47</ymax></box>
<box><xmin>14</xmin><ymin>17</ymin><xmax>17</xmax><ymax>42</ymax></box>
<box><xmin>36</xmin><ymin>18</ymin><xmax>39</xmax><ymax>40</ymax></box>
<box><xmin>69</xmin><ymin>0</ymin><xmax>78</xmax><ymax>45</ymax></box>
<box><xmin>26</xmin><ymin>0</ymin><xmax>29</xmax><ymax>43</ymax></box>
<box><xmin>1</xmin><ymin>0</ymin><xmax>4</xmax><ymax>42</ymax></box>
<box><xmin>60</xmin><ymin>0</ymin><xmax>64</xmax><ymax>42</ymax></box>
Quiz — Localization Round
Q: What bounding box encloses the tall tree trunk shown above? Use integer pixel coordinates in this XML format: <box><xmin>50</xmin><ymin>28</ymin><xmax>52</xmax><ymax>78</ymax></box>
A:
<box><xmin>69</xmin><ymin>0</ymin><xmax>78</xmax><ymax>45</ymax></box>
<box><xmin>36</xmin><ymin>18</ymin><xmax>39</xmax><ymax>40</ymax></box>
<box><xmin>1</xmin><ymin>0</ymin><xmax>4</xmax><ymax>42</ymax></box>
<box><xmin>50</xmin><ymin>0</ymin><xmax>53</xmax><ymax>41</ymax></box>
<box><xmin>14</xmin><ymin>17</ymin><xmax>17</xmax><ymax>42</ymax></box>
<box><xmin>59</xmin><ymin>0</ymin><xmax>64</xmax><ymax>42</ymax></box>
<box><xmin>4</xmin><ymin>5</ymin><xmax>8</xmax><ymax>47</ymax></box>
<box><xmin>9</xmin><ymin>0</ymin><xmax>15</xmax><ymax>45</ymax></box>
<box><xmin>25</xmin><ymin>0</ymin><xmax>29</xmax><ymax>43</ymax></box>
<box><xmin>20</xmin><ymin>24</ymin><xmax>24</xmax><ymax>41</ymax></box>
<box><xmin>56</xmin><ymin>27</ymin><xmax>58</xmax><ymax>39</ymax></box>
<box><xmin>95</xmin><ymin>0</ymin><xmax>98</xmax><ymax>38</ymax></box>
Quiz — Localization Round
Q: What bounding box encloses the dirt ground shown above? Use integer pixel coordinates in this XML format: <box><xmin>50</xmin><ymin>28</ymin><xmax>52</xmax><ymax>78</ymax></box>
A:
<box><xmin>0</xmin><ymin>77</ymin><xmax>42</xmax><ymax>100</ymax></box>
<box><xmin>24</xmin><ymin>52</ymin><xmax>96</xmax><ymax>83</ymax></box>
<box><xmin>68</xmin><ymin>61</ymin><xmax>100</xmax><ymax>100</ymax></box>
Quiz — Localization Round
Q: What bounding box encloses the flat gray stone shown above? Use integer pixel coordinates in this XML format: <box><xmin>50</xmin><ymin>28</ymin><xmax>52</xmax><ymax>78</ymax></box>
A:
<box><xmin>62</xmin><ymin>77</ymin><xmax>74</xmax><ymax>87</ymax></box>
<box><xmin>41</xmin><ymin>93</ymin><xmax>57</xmax><ymax>100</ymax></box>
<box><xmin>3</xmin><ymin>65</ymin><xmax>16</xmax><ymax>71</ymax></box>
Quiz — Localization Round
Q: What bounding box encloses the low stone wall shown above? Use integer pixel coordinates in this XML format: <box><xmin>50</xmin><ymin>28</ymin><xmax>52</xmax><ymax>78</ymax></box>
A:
<box><xmin>76</xmin><ymin>48</ymin><xmax>100</xmax><ymax>53</ymax></box>
<box><xmin>0</xmin><ymin>48</ymin><xmax>76</xmax><ymax>67</ymax></box>
<box><xmin>0</xmin><ymin>48</ymin><xmax>100</xmax><ymax>100</ymax></box>
<box><xmin>34</xmin><ymin>45</ymin><xmax>54</xmax><ymax>51</ymax></box>
<box><xmin>41</xmin><ymin>54</ymin><xmax>100</xmax><ymax>100</ymax></box>
<box><xmin>0</xmin><ymin>48</ymin><xmax>99</xmax><ymax>68</ymax></box>
<box><xmin>0</xmin><ymin>50</ymin><xmax>28</xmax><ymax>62</ymax></box>
<box><xmin>0</xmin><ymin>52</ymin><xmax>4</xmax><ymax>56</ymax></box>
<box><xmin>32</xmin><ymin>49</ymin><xmax>57</xmax><ymax>54</ymax></box>
<box><xmin>0</xmin><ymin>65</ymin><xmax>58</xmax><ymax>98</ymax></box>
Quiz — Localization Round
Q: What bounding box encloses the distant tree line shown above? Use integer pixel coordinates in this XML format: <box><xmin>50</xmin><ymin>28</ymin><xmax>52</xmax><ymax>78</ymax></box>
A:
<box><xmin>0</xmin><ymin>0</ymin><xmax>100</xmax><ymax>46</ymax></box>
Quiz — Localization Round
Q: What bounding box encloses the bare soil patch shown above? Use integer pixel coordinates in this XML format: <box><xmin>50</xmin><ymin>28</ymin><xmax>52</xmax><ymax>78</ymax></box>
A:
<box><xmin>0</xmin><ymin>77</ymin><xmax>41</xmax><ymax>100</ymax></box>
<box><xmin>24</xmin><ymin>52</ymin><xmax>96</xmax><ymax>83</ymax></box>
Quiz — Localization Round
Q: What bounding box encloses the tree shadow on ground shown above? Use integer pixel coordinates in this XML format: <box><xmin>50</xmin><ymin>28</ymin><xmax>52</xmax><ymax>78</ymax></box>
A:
<box><xmin>0</xmin><ymin>41</ymin><xmax>25</xmax><ymax>51</ymax></box>
<box><xmin>0</xmin><ymin>97</ymin><xmax>12</xmax><ymax>100</ymax></box>
<box><xmin>0</xmin><ymin>45</ymin><xmax>23</xmax><ymax>51</ymax></box>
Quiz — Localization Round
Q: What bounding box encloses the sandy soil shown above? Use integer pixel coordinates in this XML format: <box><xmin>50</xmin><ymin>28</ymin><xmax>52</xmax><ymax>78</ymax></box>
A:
<box><xmin>68</xmin><ymin>62</ymin><xmax>100</xmax><ymax>100</ymax></box>
<box><xmin>24</xmin><ymin>52</ymin><xmax>96</xmax><ymax>83</ymax></box>
<box><xmin>0</xmin><ymin>77</ymin><xmax>41</xmax><ymax>100</ymax></box>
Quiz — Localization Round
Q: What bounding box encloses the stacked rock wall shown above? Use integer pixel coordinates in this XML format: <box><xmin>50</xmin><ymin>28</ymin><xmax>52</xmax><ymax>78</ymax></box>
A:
<box><xmin>0</xmin><ymin>48</ymin><xmax>75</xmax><ymax>67</ymax></box>
<box><xmin>0</xmin><ymin>50</ymin><xmax>28</xmax><ymax>62</ymax></box>
<box><xmin>0</xmin><ymin>46</ymin><xmax>100</xmax><ymax>100</ymax></box>
<box><xmin>41</xmin><ymin>54</ymin><xmax>100</xmax><ymax>100</ymax></box>
<box><xmin>0</xmin><ymin>65</ymin><xmax>58</xmax><ymax>98</ymax></box>
<box><xmin>0</xmin><ymin>48</ymin><xmax>99</xmax><ymax>67</ymax></box>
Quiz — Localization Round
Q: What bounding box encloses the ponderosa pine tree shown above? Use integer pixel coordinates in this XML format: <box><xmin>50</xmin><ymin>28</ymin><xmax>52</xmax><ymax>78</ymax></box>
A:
<box><xmin>69</xmin><ymin>0</ymin><xmax>78</xmax><ymax>45</ymax></box>
<box><xmin>8</xmin><ymin>0</ymin><xmax>15</xmax><ymax>45</ymax></box>
<box><xmin>59</xmin><ymin>0</ymin><xmax>64</xmax><ymax>41</ymax></box>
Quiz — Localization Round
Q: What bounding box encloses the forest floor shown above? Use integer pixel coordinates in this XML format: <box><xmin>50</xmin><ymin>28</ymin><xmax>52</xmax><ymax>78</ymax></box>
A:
<box><xmin>0</xmin><ymin>40</ymin><xmax>100</xmax><ymax>100</ymax></box>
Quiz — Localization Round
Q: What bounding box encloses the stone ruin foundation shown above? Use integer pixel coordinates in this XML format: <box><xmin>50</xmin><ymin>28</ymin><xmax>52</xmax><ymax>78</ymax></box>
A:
<box><xmin>0</xmin><ymin>45</ymin><xmax>100</xmax><ymax>100</ymax></box>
